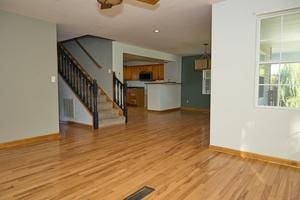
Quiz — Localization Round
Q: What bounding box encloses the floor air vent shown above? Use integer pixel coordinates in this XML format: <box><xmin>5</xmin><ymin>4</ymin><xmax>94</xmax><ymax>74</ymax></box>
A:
<box><xmin>63</xmin><ymin>98</ymin><xmax>74</xmax><ymax>119</ymax></box>
<box><xmin>124</xmin><ymin>186</ymin><xmax>155</xmax><ymax>200</ymax></box>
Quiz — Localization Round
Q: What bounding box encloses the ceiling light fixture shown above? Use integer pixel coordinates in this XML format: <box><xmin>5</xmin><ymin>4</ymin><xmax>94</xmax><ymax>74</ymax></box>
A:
<box><xmin>195</xmin><ymin>44</ymin><xmax>211</xmax><ymax>70</ymax></box>
<box><xmin>154</xmin><ymin>29</ymin><xmax>160</xmax><ymax>33</ymax></box>
<box><xmin>97</xmin><ymin>0</ymin><xmax>123</xmax><ymax>9</ymax></box>
<box><xmin>97</xmin><ymin>0</ymin><xmax>159</xmax><ymax>10</ymax></box>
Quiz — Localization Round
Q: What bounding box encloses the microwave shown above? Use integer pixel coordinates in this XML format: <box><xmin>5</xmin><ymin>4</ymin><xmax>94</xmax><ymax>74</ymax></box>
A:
<box><xmin>139</xmin><ymin>71</ymin><xmax>153</xmax><ymax>81</ymax></box>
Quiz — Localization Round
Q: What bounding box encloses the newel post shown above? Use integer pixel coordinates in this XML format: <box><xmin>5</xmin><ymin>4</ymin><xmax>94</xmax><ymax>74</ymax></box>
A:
<box><xmin>92</xmin><ymin>79</ymin><xmax>99</xmax><ymax>129</ymax></box>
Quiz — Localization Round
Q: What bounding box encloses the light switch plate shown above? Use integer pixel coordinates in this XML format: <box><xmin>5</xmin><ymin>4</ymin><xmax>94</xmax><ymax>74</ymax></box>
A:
<box><xmin>51</xmin><ymin>76</ymin><xmax>56</xmax><ymax>83</ymax></box>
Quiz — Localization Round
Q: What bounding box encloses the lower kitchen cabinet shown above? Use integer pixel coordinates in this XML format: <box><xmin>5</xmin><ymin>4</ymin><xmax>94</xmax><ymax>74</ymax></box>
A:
<box><xmin>127</xmin><ymin>88</ymin><xmax>145</xmax><ymax>107</ymax></box>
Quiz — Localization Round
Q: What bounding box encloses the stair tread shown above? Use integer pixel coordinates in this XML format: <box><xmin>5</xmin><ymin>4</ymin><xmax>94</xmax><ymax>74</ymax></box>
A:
<box><xmin>99</xmin><ymin>116</ymin><xmax>125</xmax><ymax>127</ymax></box>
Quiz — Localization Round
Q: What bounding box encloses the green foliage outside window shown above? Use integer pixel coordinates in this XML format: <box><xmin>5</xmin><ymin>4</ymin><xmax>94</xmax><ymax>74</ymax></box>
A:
<box><xmin>279</xmin><ymin>63</ymin><xmax>300</xmax><ymax>108</ymax></box>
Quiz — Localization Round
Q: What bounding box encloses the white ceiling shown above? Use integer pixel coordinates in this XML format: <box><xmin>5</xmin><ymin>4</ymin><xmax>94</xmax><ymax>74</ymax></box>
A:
<box><xmin>0</xmin><ymin>0</ymin><xmax>212</xmax><ymax>55</ymax></box>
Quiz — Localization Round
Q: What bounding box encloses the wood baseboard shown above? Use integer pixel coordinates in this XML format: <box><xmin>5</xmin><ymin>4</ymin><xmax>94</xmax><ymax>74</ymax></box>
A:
<box><xmin>147</xmin><ymin>108</ymin><xmax>181</xmax><ymax>112</ymax></box>
<box><xmin>60</xmin><ymin>121</ymin><xmax>93</xmax><ymax>128</ymax></box>
<box><xmin>209</xmin><ymin>145</ymin><xmax>300</xmax><ymax>169</ymax></box>
<box><xmin>0</xmin><ymin>133</ymin><xmax>60</xmax><ymax>150</ymax></box>
<box><xmin>181</xmin><ymin>107</ymin><xmax>210</xmax><ymax>112</ymax></box>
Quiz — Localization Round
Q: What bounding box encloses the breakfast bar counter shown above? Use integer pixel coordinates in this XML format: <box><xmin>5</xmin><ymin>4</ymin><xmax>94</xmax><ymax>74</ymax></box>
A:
<box><xmin>145</xmin><ymin>82</ymin><xmax>181</xmax><ymax>111</ymax></box>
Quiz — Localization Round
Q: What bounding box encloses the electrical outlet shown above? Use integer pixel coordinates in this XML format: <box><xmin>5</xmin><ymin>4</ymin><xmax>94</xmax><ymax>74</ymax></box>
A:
<box><xmin>186</xmin><ymin>99</ymin><xmax>190</xmax><ymax>104</ymax></box>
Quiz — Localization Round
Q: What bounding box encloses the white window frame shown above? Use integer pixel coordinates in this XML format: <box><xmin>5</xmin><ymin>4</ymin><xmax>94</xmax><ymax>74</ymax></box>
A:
<box><xmin>202</xmin><ymin>69</ymin><xmax>211</xmax><ymax>95</ymax></box>
<box><xmin>255</xmin><ymin>8</ymin><xmax>300</xmax><ymax>111</ymax></box>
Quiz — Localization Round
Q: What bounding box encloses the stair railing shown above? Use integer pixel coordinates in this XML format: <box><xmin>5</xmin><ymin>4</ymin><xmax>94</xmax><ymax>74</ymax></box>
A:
<box><xmin>57</xmin><ymin>43</ymin><xmax>99</xmax><ymax>129</ymax></box>
<box><xmin>113</xmin><ymin>72</ymin><xmax>128</xmax><ymax>123</ymax></box>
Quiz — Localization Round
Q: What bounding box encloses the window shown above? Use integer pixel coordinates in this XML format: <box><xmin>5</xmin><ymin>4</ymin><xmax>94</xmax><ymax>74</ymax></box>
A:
<box><xmin>257</xmin><ymin>10</ymin><xmax>300</xmax><ymax>109</ymax></box>
<box><xmin>202</xmin><ymin>69</ymin><xmax>211</xmax><ymax>95</ymax></box>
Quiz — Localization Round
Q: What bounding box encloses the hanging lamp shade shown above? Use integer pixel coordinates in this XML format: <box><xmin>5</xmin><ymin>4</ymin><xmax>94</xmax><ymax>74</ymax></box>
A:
<box><xmin>195</xmin><ymin>44</ymin><xmax>211</xmax><ymax>70</ymax></box>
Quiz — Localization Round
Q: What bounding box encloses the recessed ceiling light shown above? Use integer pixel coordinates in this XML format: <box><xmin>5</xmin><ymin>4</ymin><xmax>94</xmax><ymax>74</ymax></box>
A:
<box><xmin>154</xmin><ymin>29</ymin><xmax>160</xmax><ymax>33</ymax></box>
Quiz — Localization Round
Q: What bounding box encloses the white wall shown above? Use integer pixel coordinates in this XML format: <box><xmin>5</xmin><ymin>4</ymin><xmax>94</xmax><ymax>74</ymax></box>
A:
<box><xmin>112</xmin><ymin>41</ymin><xmax>182</xmax><ymax>83</ymax></box>
<box><xmin>58</xmin><ymin>76</ymin><xmax>92</xmax><ymax>125</ymax></box>
<box><xmin>0</xmin><ymin>11</ymin><xmax>59</xmax><ymax>142</ymax></box>
<box><xmin>211</xmin><ymin>0</ymin><xmax>300</xmax><ymax>161</ymax></box>
<box><xmin>164</xmin><ymin>62</ymin><xmax>180</xmax><ymax>82</ymax></box>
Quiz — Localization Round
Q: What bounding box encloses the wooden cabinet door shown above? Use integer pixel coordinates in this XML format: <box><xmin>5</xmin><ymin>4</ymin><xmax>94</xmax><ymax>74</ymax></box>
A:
<box><xmin>124</xmin><ymin>67</ymin><xmax>132</xmax><ymax>80</ymax></box>
<box><xmin>152</xmin><ymin>65</ymin><xmax>159</xmax><ymax>80</ymax></box>
<box><xmin>135</xmin><ymin>89</ymin><xmax>145</xmax><ymax>107</ymax></box>
<box><xmin>143</xmin><ymin>65</ymin><xmax>152</xmax><ymax>72</ymax></box>
<box><xmin>158</xmin><ymin>64</ymin><xmax>164</xmax><ymax>80</ymax></box>
<box><xmin>127</xmin><ymin>88</ymin><xmax>144</xmax><ymax>107</ymax></box>
<box><xmin>131</xmin><ymin>67</ymin><xmax>139</xmax><ymax>80</ymax></box>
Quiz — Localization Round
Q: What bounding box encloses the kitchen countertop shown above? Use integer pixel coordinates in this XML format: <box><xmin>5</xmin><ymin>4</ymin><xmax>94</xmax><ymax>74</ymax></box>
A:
<box><xmin>127</xmin><ymin>87</ymin><xmax>145</xmax><ymax>89</ymax></box>
<box><xmin>145</xmin><ymin>82</ymin><xmax>182</xmax><ymax>85</ymax></box>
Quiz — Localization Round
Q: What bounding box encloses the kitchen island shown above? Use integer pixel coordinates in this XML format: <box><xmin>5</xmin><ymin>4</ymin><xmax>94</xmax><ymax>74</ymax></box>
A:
<box><xmin>146</xmin><ymin>82</ymin><xmax>181</xmax><ymax>111</ymax></box>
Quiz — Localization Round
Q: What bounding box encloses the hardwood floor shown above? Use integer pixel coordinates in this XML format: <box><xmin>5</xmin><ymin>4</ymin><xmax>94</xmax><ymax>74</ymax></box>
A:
<box><xmin>0</xmin><ymin>108</ymin><xmax>299</xmax><ymax>200</ymax></box>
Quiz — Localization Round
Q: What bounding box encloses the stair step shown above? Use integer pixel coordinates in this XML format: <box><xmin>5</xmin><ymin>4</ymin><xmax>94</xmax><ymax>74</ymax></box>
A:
<box><xmin>97</xmin><ymin>95</ymin><xmax>107</xmax><ymax>103</ymax></box>
<box><xmin>99</xmin><ymin>116</ymin><xmax>125</xmax><ymax>128</ymax></box>
<box><xmin>99</xmin><ymin>110</ymin><xmax>119</xmax><ymax>120</ymax></box>
<box><xmin>98</xmin><ymin>102</ymin><xmax>113</xmax><ymax>110</ymax></box>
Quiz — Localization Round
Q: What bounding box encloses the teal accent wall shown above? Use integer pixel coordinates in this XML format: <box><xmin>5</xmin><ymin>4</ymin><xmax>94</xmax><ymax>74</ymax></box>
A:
<box><xmin>181</xmin><ymin>55</ymin><xmax>211</xmax><ymax>109</ymax></box>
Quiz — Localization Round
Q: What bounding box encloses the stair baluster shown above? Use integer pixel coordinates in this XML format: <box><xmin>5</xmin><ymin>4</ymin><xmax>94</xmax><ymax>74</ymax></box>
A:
<box><xmin>57</xmin><ymin>43</ymin><xmax>99</xmax><ymax>129</ymax></box>
<box><xmin>113</xmin><ymin>72</ymin><xmax>128</xmax><ymax>123</ymax></box>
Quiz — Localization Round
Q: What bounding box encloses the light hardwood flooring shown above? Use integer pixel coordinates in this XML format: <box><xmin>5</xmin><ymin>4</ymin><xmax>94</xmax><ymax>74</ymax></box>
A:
<box><xmin>0</xmin><ymin>108</ymin><xmax>299</xmax><ymax>200</ymax></box>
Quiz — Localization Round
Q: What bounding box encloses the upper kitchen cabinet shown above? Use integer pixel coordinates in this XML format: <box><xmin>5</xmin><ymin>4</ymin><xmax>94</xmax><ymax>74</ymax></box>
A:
<box><xmin>159</xmin><ymin>66</ymin><xmax>164</xmax><ymax>80</ymax></box>
<box><xmin>124</xmin><ymin>64</ymin><xmax>164</xmax><ymax>81</ymax></box>
<box><xmin>124</xmin><ymin>66</ymin><xmax>132</xmax><ymax>80</ymax></box>
<box><xmin>131</xmin><ymin>67</ymin><xmax>140</xmax><ymax>80</ymax></box>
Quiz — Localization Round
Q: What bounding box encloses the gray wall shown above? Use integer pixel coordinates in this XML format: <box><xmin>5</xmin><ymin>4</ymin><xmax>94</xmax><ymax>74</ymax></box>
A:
<box><xmin>64</xmin><ymin>37</ymin><xmax>113</xmax><ymax>98</ymax></box>
<box><xmin>58</xmin><ymin>75</ymin><xmax>92</xmax><ymax>125</ymax></box>
<box><xmin>0</xmin><ymin>11</ymin><xmax>59</xmax><ymax>142</ymax></box>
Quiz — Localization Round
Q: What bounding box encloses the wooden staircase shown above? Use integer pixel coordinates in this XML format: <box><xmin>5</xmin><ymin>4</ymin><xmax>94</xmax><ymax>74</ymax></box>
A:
<box><xmin>57</xmin><ymin>43</ymin><xmax>127</xmax><ymax>128</ymax></box>
<box><xmin>98</xmin><ymin>90</ymin><xmax>126</xmax><ymax>127</ymax></box>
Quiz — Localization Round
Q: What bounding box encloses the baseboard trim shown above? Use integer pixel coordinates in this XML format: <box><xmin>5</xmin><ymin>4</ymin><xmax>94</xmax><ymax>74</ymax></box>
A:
<box><xmin>0</xmin><ymin>133</ymin><xmax>60</xmax><ymax>150</ymax></box>
<box><xmin>181</xmin><ymin>107</ymin><xmax>210</xmax><ymax>112</ymax></box>
<box><xmin>147</xmin><ymin>108</ymin><xmax>181</xmax><ymax>112</ymax></box>
<box><xmin>209</xmin><ymin>145</ymin><xmax>300</xmax><ymax>169</ymax></box>
<box><xmin>60</xmin><ymin>121</ymin><xmax>93</xmax><ymax>128</ymax></box>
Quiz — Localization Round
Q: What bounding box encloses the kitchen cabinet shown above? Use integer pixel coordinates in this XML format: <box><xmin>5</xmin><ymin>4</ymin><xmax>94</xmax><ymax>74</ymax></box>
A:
<box><xmin>124</xmin><ymin>66</ymin><xmax>132</xmax><ymax>80</ymax></box>
<box><xmin>152</xmin><ymin>66</ymin><xmax>159</xmax><ymax>80</ymax></box>
<box><xmin>143</xmin><ymin>65</ymin><xmax>153</xmax><ymax>72</ymax></box>
<box><xmin>158</xmin><ymin>65</ymin><xmax>164</xmax><ymax>80</ymax></box>
<box><xmin>124</xmin><ymin>64</ymin><xmax>164</xmax><ymax>81</ymax></box>
<box><xmin>131</xmin><ymin>67</ymin><xmax>140</xmax><ymax>80</ymax></box>
<box><xmin>127</xmin><ymin>88</ymin><xmax>145</xmax><ymax>107</ymax></box>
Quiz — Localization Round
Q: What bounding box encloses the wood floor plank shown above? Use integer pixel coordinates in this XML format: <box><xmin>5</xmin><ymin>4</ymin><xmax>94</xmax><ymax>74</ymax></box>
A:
<box><xmin>0</xmin><ymin>107</ymin><xmax>299</xmax><ymax>200</ymax></box>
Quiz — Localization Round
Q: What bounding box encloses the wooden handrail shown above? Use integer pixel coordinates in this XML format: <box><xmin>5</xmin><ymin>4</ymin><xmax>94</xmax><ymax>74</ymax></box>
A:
<box><xmin>58</xmin><ymin>43</ymin><xmax>93</xmax><ymax>81</ymax></box>
<box><xmin>75</xmin><ymin>39</ymin><xmax>103</xmax><ymax>69</ymax></box>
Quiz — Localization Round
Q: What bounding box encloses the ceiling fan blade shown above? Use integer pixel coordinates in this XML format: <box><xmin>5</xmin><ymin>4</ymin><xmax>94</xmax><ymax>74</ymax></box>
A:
<box><xmin>136</xmin><ymin>0</ymin><xmax>159</xmax><ymax>5</ymax></box>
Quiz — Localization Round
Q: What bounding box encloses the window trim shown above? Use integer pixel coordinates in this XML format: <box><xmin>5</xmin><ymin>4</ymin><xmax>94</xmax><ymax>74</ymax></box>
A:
<box><xmin>202</xmin><ymin>69</ymin><xmax>211</xmax><ymax>95</ymax></box>
<box><xmin>255</xmin><ymin>9</ymin><xmax>300</xmax><ymax>111</ymax></box>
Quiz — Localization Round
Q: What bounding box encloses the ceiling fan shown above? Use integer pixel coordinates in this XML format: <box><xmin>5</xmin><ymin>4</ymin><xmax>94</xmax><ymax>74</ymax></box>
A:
<box><xmin>97</xmin><ymin>0</ymin><xmax>159</xmax><ymax>9</ymax></box>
